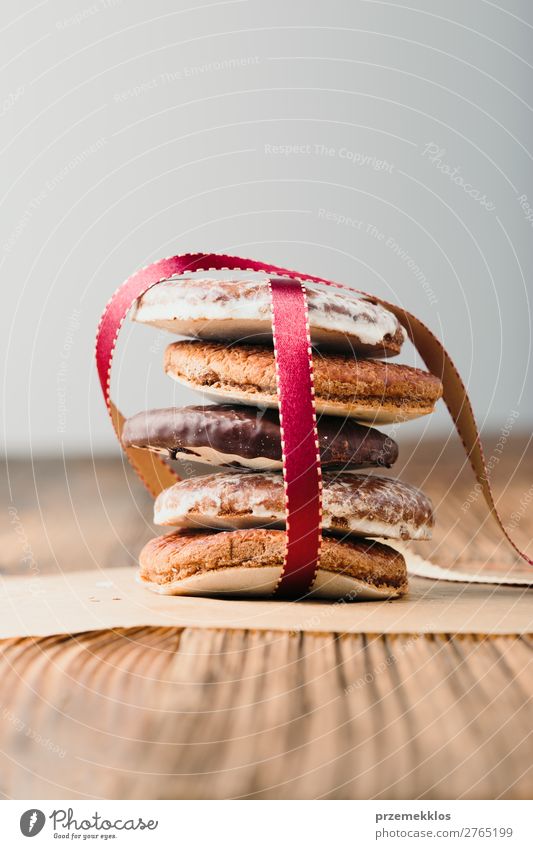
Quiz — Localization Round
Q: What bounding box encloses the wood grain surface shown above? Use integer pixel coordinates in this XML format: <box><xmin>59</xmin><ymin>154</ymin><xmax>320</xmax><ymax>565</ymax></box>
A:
<box><xmin>1</xmin><ymin>438</ymin><xmax>532</xmax><ymax>799</ymax></box>
<box><xmin>1</xmin><ymin>629</ymin><xmax>532</xmax><ymax>799</ymax></box>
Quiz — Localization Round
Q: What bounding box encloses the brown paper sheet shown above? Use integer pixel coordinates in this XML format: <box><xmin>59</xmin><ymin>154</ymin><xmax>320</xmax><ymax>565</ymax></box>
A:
<box><xmin>2</xmin><ymin>558</ymin><xmax>532</xmax><ymax>638</ymax></box>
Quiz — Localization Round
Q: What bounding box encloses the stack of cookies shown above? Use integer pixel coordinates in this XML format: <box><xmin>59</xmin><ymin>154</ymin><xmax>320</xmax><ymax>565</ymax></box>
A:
<box><xmin>123</xmin><ymin>275</ymin><xmax>443</xmax><ymax>600</ymax></box>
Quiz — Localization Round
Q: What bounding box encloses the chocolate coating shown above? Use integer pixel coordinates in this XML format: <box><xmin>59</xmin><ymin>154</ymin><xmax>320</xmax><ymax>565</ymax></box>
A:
<box><xmin>122</xmin><ymin>405</ymin><xmax>398</xmax><ymax>470</ymax></box>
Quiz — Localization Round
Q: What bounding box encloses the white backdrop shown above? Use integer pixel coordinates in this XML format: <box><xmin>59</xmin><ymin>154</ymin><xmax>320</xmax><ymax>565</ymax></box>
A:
<box><xmin>1</xmin><ymin>0</ymin><xmax>532</xmax><ymax>455</ymax></box>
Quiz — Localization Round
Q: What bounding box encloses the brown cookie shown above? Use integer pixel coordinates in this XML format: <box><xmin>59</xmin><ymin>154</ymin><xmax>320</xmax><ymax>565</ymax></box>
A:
<box><xmin>138</xmin><ymin>528</ymin><xmax>408</xmax><ymax>599</ymax></box>
<box><xmin>164</xmin><ymin>341</ymin><xmax>443</xmax><ymax>423</ymax></box>
<box><xmin>121</xmin><ymin>404</ymin><xmax>398</xmax><ymax>471</ymax></box>
<box><xmin>154</xmin><ymin>471</ymin><xmax>434</xmax><ymax>540</ymax></box>
<box><xmin>133</xmin><ymin>276</ymin><xmax>405</xmax><ymax>357</ymax></box>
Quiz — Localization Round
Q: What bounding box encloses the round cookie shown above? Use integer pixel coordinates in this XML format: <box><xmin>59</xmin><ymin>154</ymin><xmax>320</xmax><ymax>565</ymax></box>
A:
<box><xmin>154</xmin><ymin>471</ymin><xmax>434</xmax><ymax>540</ymax></box>
<box><xmin>132</xmin><ymin>276</ymin><xmax>405</xmax><ymax>357</ymax></box>
<box><xmin>164</xmin><ymin>341</ymin><xmax>443</xmax><ymax>423</ymax></box>
<box><xmin>138</xmin><ymin>528</ymin><xmax>408</xmax><ymax>599</ymax></box>
<box><xmin>121</xmin><ymin>405</ymin><xmax>399</xmax><ymax>471</ymax></box>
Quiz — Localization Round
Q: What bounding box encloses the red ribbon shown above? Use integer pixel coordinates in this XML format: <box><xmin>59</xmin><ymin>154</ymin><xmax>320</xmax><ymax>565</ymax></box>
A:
<box><xmin>96</xmin><ymin>252</ymin><xmax>533</xmax><ymax>595</ymax></box>
<box><xmin>269</xmin><ymin>278</ymin><xmax>322</xmax><ymax>598</ymax></box>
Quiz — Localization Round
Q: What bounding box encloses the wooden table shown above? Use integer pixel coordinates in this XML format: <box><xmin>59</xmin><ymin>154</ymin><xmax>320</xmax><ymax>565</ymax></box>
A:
<box><xmin>1</xmin><ymin>438</ymin><xmax>532</xmax><ymax>799</ymax></box>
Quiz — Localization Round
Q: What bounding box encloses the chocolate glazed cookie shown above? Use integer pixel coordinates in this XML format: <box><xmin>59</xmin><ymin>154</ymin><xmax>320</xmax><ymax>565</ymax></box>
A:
<box><xmin>122</xmin><ymin>405</ymin><xmax>399</xmax><ymax>471</ymax></box>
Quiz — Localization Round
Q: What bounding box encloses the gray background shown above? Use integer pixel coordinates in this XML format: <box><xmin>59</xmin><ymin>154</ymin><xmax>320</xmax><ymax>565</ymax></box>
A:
<box><xmin>2</xmin><ymin>0</ymin><xmax>532</xmax><ymax>455</ymax></box>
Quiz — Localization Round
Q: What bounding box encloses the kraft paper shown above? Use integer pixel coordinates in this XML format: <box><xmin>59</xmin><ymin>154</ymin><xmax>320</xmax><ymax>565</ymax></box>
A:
<box><xmin>2</xmin><ymin>552</ymin><xmax>532</xmax><ymax>639</ymax></box>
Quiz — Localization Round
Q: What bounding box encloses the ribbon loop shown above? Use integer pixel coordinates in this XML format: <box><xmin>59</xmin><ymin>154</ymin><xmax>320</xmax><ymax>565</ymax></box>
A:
<box><xmin>95</xmin><ymin>252</ymin><xmax>533</xmax><ymax>577</ymax></box>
